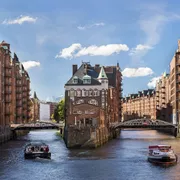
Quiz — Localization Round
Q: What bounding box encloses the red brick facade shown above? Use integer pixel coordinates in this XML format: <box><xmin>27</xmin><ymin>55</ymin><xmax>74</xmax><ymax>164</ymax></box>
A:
<box><xmin>0</xmin><ymin>41</ymin><xmax>31</xmax><ymax>143</ymax></box>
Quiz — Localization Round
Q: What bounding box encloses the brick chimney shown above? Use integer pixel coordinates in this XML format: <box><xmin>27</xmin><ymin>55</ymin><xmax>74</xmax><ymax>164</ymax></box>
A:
<box><xmin>72</xmin><ymin>64</ymin><xmax>77</xmax><ymax>75</ymax></box>
<box><xmin>95</xmin><ymin>64</ymin><xmax>100</xmax><ymax>69</ymax></box>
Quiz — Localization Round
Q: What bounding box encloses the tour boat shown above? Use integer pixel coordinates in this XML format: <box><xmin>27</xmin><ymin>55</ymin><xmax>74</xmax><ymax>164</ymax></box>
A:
<box><xmin>148</xmin><ymin>145</ymin><xmax>178</xmax><ymax>165</ymax></box>
<box><xmin>24</xmin><ymin>142</ymin><xmax>51</xmax><ymax>159</ymax></box>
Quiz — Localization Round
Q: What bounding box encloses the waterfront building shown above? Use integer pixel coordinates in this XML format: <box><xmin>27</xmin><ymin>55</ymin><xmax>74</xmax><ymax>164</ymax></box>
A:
<box><xmin>48</xmin><ymin>102</ymin><xmax>58</xmax><ymax>120</ymax></box>
<box><xmin>64</xmin><ymin>62</ymin><xmax>122</xmax><ymax>148</ymax></box>
<box><xmin>156</xmin><ymin>73</ymin><xmax>172</xmax><ymax>122</ymax></box>
<box><xmin>169</xmin><ymin>40</ymin><xmax>180</xmax><ymax>124</ymax></box>
<box><xmin>122</xmin><ymin>89</ymin><xmax>156</xmax><ymax>121</ymax></box>
<box><xmin>0</xmin><ymin>41</ymin><xmax>31</xmax><ymax>143</ymax></box>
<box><xmin>30</xmin><ymin>91</ymin><xmax>40</xmax><ymax>122</ymax></box>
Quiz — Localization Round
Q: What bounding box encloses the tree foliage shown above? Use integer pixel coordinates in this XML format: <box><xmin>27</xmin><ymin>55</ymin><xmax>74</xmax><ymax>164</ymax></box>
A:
<box><xmin>54</xmin><ymin>99</ymin><xmax>65</xmax><ymax>123</ymax></box>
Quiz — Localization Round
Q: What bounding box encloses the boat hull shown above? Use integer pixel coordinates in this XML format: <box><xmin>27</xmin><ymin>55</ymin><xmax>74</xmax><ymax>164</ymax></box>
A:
<box><xmin>24</xmin><ymin>152</ymin><xmax>51</xmax><ymax>159</ymax></box>
<box><xmin>148</xmin><ymin>155</ymin><xmax>178</xmax><ymax>165</ymax></box>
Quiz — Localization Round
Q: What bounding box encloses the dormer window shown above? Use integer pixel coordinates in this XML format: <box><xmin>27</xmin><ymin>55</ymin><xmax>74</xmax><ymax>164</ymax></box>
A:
<box><xmin>83</xmin><ymin>75</ymin><xmax>91</xmax><ymax>84</ymax></box>
<box><xmin>73</xmin><ymin>76</ymin><xmax>78</xmax><ymax>84</ymax></box>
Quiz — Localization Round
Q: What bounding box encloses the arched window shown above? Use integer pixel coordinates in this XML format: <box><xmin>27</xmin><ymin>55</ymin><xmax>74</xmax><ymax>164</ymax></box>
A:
<box><xmin>76</xmin><ymin>89</ymin><xmax>81</xmax><ymax>97</ymax></box>
<box><xmin>89</xmin><ymin>89</ymin><xmax>93</xmax><ymax>97</ymax></box>
<box><xmin>82</xmin><ymin>89</ymin><xmax>86</xmax><ymax>97</ymax></box>
<box><xmin>93</xmin><ymin>89</ymin><xmax>99</xmax><ymax>96</ymax></box>
<box><xmin>70</xmin><ymin>89</ymin><xmax>75</xmax><ymax>97</ymax></box>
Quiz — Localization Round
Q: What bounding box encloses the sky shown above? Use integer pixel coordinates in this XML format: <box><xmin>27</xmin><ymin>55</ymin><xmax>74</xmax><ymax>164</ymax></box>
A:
<box><xmin>0</xmin><ymin>0</ymin><xmax>180</xmax><ymax>100</ymax></box>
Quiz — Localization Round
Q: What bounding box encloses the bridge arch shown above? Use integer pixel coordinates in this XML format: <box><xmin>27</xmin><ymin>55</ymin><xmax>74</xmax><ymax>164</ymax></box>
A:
<box><xmin>111</xmin><ymin>119</ymin><xmax>176</xmax><ymax>129</ymax></box>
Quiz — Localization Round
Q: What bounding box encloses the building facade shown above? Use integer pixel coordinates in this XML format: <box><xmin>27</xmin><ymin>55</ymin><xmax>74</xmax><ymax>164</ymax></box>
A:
<box><xmin>122</xmin><ymin>89</ymin><xmax>156</xmax><ymax>121</ymax></box>
<box><xmin>156</xmin><ymin>73</ymin><xmax>172</xmax><ymax>122</ymax></box>
<box><xmin>169</xmin><ymin>40</ymin><xmax>180</xmax><ymax>125</ymax></box>
<box><xmin>30</xmin><ymin>92</ymin><xmax>40</xmax><ymax>122</ymax></box>
<box><xmin>64</xmin><ymin>62</ymin><xmax>122</xmax><ymax>148</ymax></box>
<box><xmin>0</xmin><ymin>41</ymin><xmax>31</xmax><ymax>143</ymax></box>
<box><xmin>48</xmin><ymin>102</ymin><xmax>58</xmax><ymax>120</ymax></box>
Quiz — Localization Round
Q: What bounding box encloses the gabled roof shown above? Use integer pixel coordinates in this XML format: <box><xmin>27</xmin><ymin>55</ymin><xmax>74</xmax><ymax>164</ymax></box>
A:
<box><xmin>65</xmin><ymin>63</ymin><xmax>101</xmax><ymax>86</ymax></box>
<box><xmin>98</xmin><ymin>66</ymin><xmax>108</xmax><ymax>79</ymax></box>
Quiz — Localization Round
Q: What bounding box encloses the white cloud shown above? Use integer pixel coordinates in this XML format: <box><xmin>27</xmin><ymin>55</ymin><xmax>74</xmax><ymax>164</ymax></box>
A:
<box><xmin>130</xmin><ymin>4</ymin><xmax>180</xmax><ymax>61</ymax></box>
<box><xmin>122</xmin><ymin>67</ymin><xmax>154</xmax><ymax>77</ymax></box>
<box><xmin>56</xmin><ymin>43</ymin><xmax>129</xmax><ymax>59</ymax></box>
<box><xmin>76</xmin><ymin>44</ymin><xmax>129</xmax><ymax>57</ymax></box>
<box><xmin>55</xmin><ymin>43</ymin><xmax>82</xmax><ymax>59</ymax></box>
<box><xmin>2</xmin><ymin>15</ymin><xmax>37</xmax><ymax>25</ymax></box>
<box><xmin>77</xmin><ymin>22</ymin><xmax>105</xmax><ymax>30</ymax></box>
<box><xmin>129</xmin><ymin>44</ymin><xmax>153</xmax><ymax>56</ymax></box>
<box><xmin>147</xmin><ymin>76</ymin><xmax>161</xmax><ymax>88</ymax></box>
<box><xmin>22</xmin><ymin>61</ymin><xmax>40</xmax><ymax>70</ymax></box>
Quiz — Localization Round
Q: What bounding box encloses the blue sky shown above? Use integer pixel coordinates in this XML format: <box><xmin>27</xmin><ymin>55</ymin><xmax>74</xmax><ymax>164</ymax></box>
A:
<box><xmin>0</xmin><ymin>0</ymin><xmax>180</xmax><ymax>100</ymax></box>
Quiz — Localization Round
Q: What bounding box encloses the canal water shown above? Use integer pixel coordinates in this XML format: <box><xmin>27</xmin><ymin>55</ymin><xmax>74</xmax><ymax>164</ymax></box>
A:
<box><xmin>0</xmin><ymin>130</ymin><xmax>180</xmax><ymax>180</ymax></box>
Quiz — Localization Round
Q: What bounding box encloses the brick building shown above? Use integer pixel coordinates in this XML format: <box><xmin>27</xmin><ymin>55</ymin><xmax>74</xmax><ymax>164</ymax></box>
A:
<box><xmin>30</xmin><ymin>91</ymin><xmax>40</xmax><ymax>122</ymax></box>
<box><xmin>156</xmin><ymin>73</ymin><xmax>172</xmax><ymax>122</ymax></box>
<box><xmin>48</xmin><ymin>102</ymin><xmax>58</xmax><ymax>119</ymax></box>
<box><xmin>64</xmin><ymin>62</ymin><xmax>122</xmax><ymax>148</ymax></box>
<box><xmin>0</xmin><ymin>41</ymin><xmax>31</xmax><ymax>143</ymax></box>
<box><xmin>169</xmin><ymin>40</ymin><xmax>180</xmax><ymax>124</ymax></box>
<box><xmin>122</xmin><ymin>89</ymin><xmax>156</xmax><ymax>121</ymax></box>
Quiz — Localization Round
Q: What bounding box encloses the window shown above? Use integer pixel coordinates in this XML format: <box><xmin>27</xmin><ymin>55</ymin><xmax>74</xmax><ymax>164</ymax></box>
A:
<box><xmin>77</xmin><ymin>90</ymin><xmax>81</xmax><ymax>97</ymax></box>
<box><xmin>88</xmin><ymin>99</ymin><xmax>98</xmax><ymax>106</ymax></box>
<box><xmin>73</xmin><ymin>79</ymin><xmax>78</xmax><ymax>84</ymax></box>
<box><xmin>82</xmin><ymin>89</ymin><xmax>86</xmax><ymax>97</ymax></box>
<box><xmin>83</xmin><ymin>75</ymin><xmax>91</xmax><ymax>84</ymax></box>
<box><xmin>93</xmin><ymin>90</ymin><xmax>99</xmax><ymax>96</ymax></box>
<box><xmin>102</xmin><ymin>97</ymin><xmax>105</xmax><ymax>102</ymax></box>
<box><xmin>76</xmin><ymin>99</ymin><xmax>84</xmax><ymax>104</ymax></box>
<box><xmin>83</xmin><ymin>79</ymin><xmax>91</xmax><ymax>84</ymax></box>
<box><xmin>70</xmin><ymin>90</ymin><xmax>75</xmax><ymax>97</ymax></box>
<box><xmin>89</xmin><ymin>90</ymin><xmax>93</xmax><ymax>96</ymax></box>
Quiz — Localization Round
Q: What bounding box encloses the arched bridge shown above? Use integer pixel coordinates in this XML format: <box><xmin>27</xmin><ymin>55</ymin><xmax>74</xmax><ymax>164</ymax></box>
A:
<box><xmin>11</xmin><ymin>121</ymin><xmax>64</xmax><ymax>131</ymax></box>
<box><xmin>110</xmin><ymin>119</ymin><xmax>176</xmax><ymax>129</ymax></box>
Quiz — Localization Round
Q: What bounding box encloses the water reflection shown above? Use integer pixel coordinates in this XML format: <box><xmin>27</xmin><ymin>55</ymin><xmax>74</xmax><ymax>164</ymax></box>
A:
<box><xmin>0</xmin><ymin>130</ymin><xmax>180</xmax><ymax>180</ymax></box>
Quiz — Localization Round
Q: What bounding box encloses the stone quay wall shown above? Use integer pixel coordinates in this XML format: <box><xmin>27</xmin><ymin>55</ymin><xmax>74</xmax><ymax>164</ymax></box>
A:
<box><xmin>64</xmin><ymin>126</ymin><xmax>119</xmax><ymax>148</ymax></box>
<box><xmin>0</xmin><ymin>125</ymin><xmax>11</xmax><ymax>144</ymax></box>
<box><xmin>0</xmin><ymin>126</ymin><xmax>29</xmax><ymax>144</ymax></box>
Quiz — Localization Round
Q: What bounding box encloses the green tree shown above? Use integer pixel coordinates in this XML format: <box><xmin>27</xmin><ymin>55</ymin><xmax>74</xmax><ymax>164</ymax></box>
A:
<box><xmin>54</xmin><ymin>99</ymin><xmax>65</xmax><ymax>123</ymax></box>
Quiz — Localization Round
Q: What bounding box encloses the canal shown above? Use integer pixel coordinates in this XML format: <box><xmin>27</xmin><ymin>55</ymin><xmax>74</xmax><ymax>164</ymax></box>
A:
<box><xmin>0</xmin><ymin>130</ymin><xmax>180</xmax><ymax>180</ymax></box>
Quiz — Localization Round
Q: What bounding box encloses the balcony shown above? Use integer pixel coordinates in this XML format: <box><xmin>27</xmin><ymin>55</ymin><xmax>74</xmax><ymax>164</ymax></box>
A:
<box><xmin>16</xmin><ymin>84</ymin><xmax>22</xmax><ymax>87</ymax></box>
<box><xmin>16</xmin><ymin>104</ymin><xmax>22</xmax><ymax>107</ymax></box>
<box><xmin>16</xmin><ymin>96</ymin><xmax>22</xmax><ymax>100</ymax></box>
<box><xmin>5</xmin><ymin>90</ymin><xmax>12</xmax><ymax>94</ymax></box>
<box><xmin>5</xmin><ymin>73</ymin><xmax>11</xmax><ymax>77</ymax></box>
<box><xmin>5</xmin><ymin>82</ymin><xmax>11</xmax><ymax>86</ymax></box>
<box><xmin>16</xmin><ymin>76</ymin><xmax>21</xmax><ymax>80</ymax></box>
<box><xmin>176</xmin><ymin>79</ymin><xmax>180</xmax><ymax>83</ymax></box>
<box><xmin>16</xmin><ymin>91</ymin><xmax>22</xmax><ymax>94</ymax></box>
<box><xmin>5</xmin><ymin>112</ymin><xmax>11</xmax><ymax>116</ymax></box>
<box><xmin>23</xmin><ymin>95</ymin><xmax>27</xmax><ymax>98</ymax></box>
<box><xmin>5</xmin><ymin>99</ymin><xmax>11</xmax><ymax>103</ymax></box>
<box><xmin>5</xmin><ymin>66</ymin><xmax>12</xmax><ymax>69</ymax></box>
